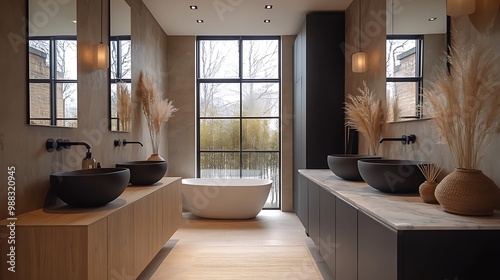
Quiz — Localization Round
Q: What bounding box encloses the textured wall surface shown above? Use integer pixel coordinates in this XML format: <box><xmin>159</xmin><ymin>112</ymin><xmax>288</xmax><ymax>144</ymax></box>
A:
<box><xmin>344</xmin><ymin>0</ymin><xmax>500</xmax><ymax>190</ymax></box>
<box><xmin>0</xmin><ymin>0</ymin><xmax>169</xmax><ymax>219</ymax></box>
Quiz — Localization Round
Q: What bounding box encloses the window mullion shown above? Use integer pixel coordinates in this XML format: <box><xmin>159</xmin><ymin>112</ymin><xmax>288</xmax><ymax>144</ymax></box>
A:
<box><xmin>50</xmin><ymin>39</ymin><xmax>57</xmax><ymax>126</ymax></box>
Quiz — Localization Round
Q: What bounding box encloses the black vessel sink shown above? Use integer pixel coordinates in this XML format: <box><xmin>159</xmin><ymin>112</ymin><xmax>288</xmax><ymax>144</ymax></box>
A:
<box><xmin>327</xmin><ymin>154</ymin><xmax>382</xmax><ymax>181</ymax></box>
<box><xmin>116</xmin><ymin>161</ymin><xmax>167</xmax><ymax>185</ymax></box>
<box><xmin>50</xmin><ymin>168</ymin><xmax>130</xmax><ymax>207</ymax></box>
<box><xmin>357</xmin><ymin>159</ymin><xmax>426</xmax><ymax>193</ymax></box>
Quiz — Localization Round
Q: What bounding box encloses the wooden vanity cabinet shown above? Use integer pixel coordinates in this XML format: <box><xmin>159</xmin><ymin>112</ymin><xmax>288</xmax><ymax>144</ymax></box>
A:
<box><xmin>0</xmin><ymin>178</ymin><xmax>182</xmax><ymax>280</ymax></box>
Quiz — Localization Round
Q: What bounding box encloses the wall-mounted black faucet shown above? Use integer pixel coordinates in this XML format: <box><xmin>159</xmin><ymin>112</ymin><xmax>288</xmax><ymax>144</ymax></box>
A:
<box><xmin>122</xmin><ymin>139</ymin><xmax>143</xmax><ymax>147</ymax></box>
<box><xmin>379</xmin><ymin>134</ymin><xmax>416</xmax><ymax>145</ymax></box>
<box><xmin>46</xmin><ymin>138</ymin><xmax>92</xmax><ymax>152</ymax></box>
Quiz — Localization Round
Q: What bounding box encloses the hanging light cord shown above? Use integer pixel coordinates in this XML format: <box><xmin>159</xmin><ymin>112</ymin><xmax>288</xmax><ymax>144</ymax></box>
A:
<box><xmin>358</xmin><ymin>0</ymin><xmax>361</xmax><ymax>51</ymax></box>
<box><xmin>100</xmin><ymin>0</ymin><xmax>103</xmax><ymax>44</ymax></box>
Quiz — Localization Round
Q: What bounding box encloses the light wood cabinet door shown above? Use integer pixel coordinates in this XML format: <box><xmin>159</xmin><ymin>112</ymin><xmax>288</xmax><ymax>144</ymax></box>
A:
<box><xmin>134</xmin><ymin>191</ymin><xmax>162</xmax><ymax>276</ymax></box>
<box><xmin>162</xmin><ymin>181</ymin><xmax>182</xmax><ymax>244</ymax></box>
<box><xmin>108</xmin><ymin>204</ymin><xmax>135</xmax><ymax>279</ymax></box>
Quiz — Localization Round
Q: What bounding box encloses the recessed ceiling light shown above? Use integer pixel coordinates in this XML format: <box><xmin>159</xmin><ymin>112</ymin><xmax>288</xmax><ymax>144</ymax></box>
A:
<box><xmin>265</xmin><ymin>5</ymin><xmax>273</xmax><ymax>9</ymax></box>
<box><xmin>196</xmin><ymin>19</ymin><xmax>204</xmax><ymax>23</ymax></box>
<box><xmin>190</xmin><ymin>5</ymin><xmax>198</xmax><ymax>10</ymax></box>
<box><xmin>264</xmin><ymin>19</ymin><xmax>271</xmax><ymax>23</ymax></box>
<box><xmin>428</xmin><ymin>17</ymin><xmax>437</xmax><ymax>21</ymax></box>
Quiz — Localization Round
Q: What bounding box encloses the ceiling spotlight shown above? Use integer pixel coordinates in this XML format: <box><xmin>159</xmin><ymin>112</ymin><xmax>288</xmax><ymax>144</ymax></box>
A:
<box><xmin>265</xmin><ymin>5</ymin><xmax>273</xmax><ymax>9</ymax></box>
<box><xmin>264</xmin><ymin>19</ymin><xmax>271</xmax><ymax>23</ymax></box>
<box><xmin>428</xmin><ymin>17</ymin><xmax>437</xmax><ymax>21</ymax></box>
<box><xmin>190</xmin><ymin>5</ymin><xmax>198</xmax><ymax>10</ymax></box>
<box><xmin>196</xmin><ymin>19</ymin><xmax>204</xmax><ymax>23</ymax></box>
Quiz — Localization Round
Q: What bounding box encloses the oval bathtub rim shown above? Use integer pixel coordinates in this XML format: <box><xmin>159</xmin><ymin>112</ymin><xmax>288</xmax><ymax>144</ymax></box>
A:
<box><xmin>181</xmin><ymin>178</ymin><xmax>273</xmax><ymax>187</ymax></box>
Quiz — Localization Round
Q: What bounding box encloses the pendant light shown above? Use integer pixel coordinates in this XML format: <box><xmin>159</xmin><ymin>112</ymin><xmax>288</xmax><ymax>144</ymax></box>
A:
<box><xmin>352</xmin><ymin>0</ymin><xmax>366</xmax><ymax>73</ymax></box>
<box><xmin>447</xmin><ymin>0</ymin><xmax>476</xmax><ymax>17</ymax></box>
<box><xmin>96</xmin><ymin>0</ymin><xmax>109</xmax><ymax>69</ymax></box>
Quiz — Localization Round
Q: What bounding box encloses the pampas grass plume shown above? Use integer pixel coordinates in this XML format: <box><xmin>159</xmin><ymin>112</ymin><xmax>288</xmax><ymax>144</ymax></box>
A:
<box><xmin>345</xmin><ymin>81</ymin><xmax>385</xmax><ymax>155</ymax></box>
<box><xmin>424</xmin><ymin>31</ymin><xmax>500</xmax><ymax>169</ymax></box>
<box><xmin>136</xmin><ymin>70</ymin><xmax>179</xmax><ymax>154</ymax></box>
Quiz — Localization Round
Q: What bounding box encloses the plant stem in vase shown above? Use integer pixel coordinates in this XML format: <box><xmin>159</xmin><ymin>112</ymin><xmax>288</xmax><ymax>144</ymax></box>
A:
<box><xmin>136</xmin><ymin>70</ymin><xmax>178</xmax><ymax>162</ymax></box>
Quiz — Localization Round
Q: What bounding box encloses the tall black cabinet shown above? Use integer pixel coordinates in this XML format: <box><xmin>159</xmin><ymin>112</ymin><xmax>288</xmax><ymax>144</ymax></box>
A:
<box><xmin>293</xmin><ymin>12</ymin><xmax>346</xmax><ymax>214</ymax></box>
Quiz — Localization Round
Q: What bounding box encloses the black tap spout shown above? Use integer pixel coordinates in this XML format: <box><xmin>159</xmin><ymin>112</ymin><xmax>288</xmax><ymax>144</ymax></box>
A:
<box><xmin>123</xmin><ymin>139</ymin><xmax>143</xmax><ymax>147</ymax></box>
<box><xmin>379</xmin><ymin>134</ymin><xmax>416</xmax><ymax>145</ymax></box>
<box><xmin>46</xmin><ymin>138</ymin><xmax>92</xmax><ymax>152</ymax></box>
<box><xmin>57</xmin><ymin>139</ymin><xmax>91</xmax><ymax>150</ymax></box>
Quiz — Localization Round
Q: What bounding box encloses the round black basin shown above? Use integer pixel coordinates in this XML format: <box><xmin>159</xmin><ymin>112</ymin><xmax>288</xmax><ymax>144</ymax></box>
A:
<box><xmin>115</xmin><ymin>161</ymin><xmax>168</xmax><ymax>185</ymax></box>
<box><xmin>327</xmin><ymin>154</ymin><xmax>382</xmax><ymax>181</ymax></box>
<box><xmin>50</xmin><ymin>168</ymin><xmax>130</xmax><ymax>207</ymax></box>
<box><xmin>357</xmin><ymin>159</ymin><xmax>427</xmax><ymax>193</ymax></box>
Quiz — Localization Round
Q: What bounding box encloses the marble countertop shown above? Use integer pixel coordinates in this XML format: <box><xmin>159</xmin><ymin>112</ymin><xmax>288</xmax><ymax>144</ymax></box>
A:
<box><xmin>299</xmin><ymin>169</ymin><xmax>500</xmax><ymax>231</ymax></box>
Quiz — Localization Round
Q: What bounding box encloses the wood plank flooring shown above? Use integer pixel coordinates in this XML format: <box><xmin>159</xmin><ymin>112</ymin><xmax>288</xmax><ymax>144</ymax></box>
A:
<box><xmin>137</xmin><ymin>210</ymin><xmax>333</xmax><ymax>279</ymax></box>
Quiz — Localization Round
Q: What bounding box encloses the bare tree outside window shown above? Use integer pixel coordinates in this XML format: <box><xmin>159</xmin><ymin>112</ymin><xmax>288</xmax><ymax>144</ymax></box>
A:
<box><xmin>28</xmin><ymin>38</ymin><xmax>77</xmax><ymax>127</ymax></box>
<box><xmin>110</xmin><ymin>37</ymin><xmax>132</xmax><ymax>131</ymax></box>
<box><xmin>198</xmin><ymin>37</ymin><xmax>281</xmax><ymax>208</ymax></box>
<box><xmin>386</xmin><ymin>37</ymin><xmax>422</xmax><ymax>121</ymax></box>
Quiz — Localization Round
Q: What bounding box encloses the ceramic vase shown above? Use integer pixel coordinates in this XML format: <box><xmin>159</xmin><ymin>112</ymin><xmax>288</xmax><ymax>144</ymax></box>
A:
<box><xmin>435</xmin><ymin>168</ymin><xmax>500</xmax><ymax>216</ymax></box>
<box><xmin>147</xmin><ymin>154</ymin><xmax>165</xmax><ymax>161</ymax></box>
<box><xmin>419</xmin><ymin>181</ymin><xmax>439</xmax><ymax>204</ymax></box>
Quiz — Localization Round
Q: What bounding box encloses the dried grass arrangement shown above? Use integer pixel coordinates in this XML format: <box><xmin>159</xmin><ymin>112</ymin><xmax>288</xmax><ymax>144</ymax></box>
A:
<box><xmin>386</xmin><ymin>94</ymin><xmax>401</xmax><ymax>122</ymax></box>
<box><xmin>424</xmin><ymin>30</ymin><xmax>500</xmax><ymax>215</ymax></box>
<box><xmin>417</xmin><ymin>163</ymin><xmax>443</xmax><ymax>204</ymax></box>
<box><xmin>345</xmin><ymin>81</ymin><xmax>385</xmax><ymax>155</ymax></box>
<box><xmin>424</xmin><ymin>33</ymin><xmax>500</xmax><ymax>169</ymax></box>
<box><xmin>417</xmin><ymin>163</ymin><xmax>443</xmax><ymax>183</ymax></box>
<box><xmin>136</xmin><ymin>71</ymin><xmax>178</xmax><ymax>157</ymax></box>
<box><xmin>117</xmin><ymin>84</ymin><xmax>131</xmax><ymax>132</ymax></box>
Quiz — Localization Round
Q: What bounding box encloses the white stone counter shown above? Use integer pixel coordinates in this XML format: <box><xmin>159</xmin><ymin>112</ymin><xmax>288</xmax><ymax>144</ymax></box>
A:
<box><xmin>299</xmin><ymin>169</ymin><xmax>500</xmax><ymax>230</ymax></box>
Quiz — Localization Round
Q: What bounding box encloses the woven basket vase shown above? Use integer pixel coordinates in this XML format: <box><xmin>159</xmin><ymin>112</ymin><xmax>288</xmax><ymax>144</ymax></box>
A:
<box><xmin>435</xmin><ymin>168</ymin><xmax>500</xmax><ymax>216</ymax></box>
<box><xmin>419</xmin><ymin>181</ymin><xmax>439</xmax><ymax>204</ymax></box>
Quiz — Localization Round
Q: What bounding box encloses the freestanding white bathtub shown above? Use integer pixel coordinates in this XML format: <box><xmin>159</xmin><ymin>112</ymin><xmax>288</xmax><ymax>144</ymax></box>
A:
<box><xmin>181</xmin><ymin>178</ymin><xmax>273</xmax><ymax>219</ymax></box>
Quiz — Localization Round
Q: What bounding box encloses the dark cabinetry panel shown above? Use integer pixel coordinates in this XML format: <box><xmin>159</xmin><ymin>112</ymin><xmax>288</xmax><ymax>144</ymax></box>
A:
<box><xmin>335</xmin><ymin>198</ymin><xmax>358</xmax><ymax>280</ymax></box>
<box><xmin>358</xmin><ymin>211</ymin><xmax>398</xmax><ymax>280</ymax></box>
<box><xmin>401</xmin><ymin>230</ymin><xmax>500</xmax><ymax>280</ymax></box>
<box><xmin>296</xmin><ymin>175</ymin><xmax>309</xmax><ymax>231</ymax></box>
<box><xmin>319</xmin><ymin>187</ymin><xmax>336</xmax><ymax>275</ymax></box>
<box><xmin>293</xmin><ymin>12</ymin><xmax>345</xmax><ymax>217</ymax></box>
<box><xmin>308</xmin><ymin>181</ymin><xmax>320</xmax><ymax>247</ymax></box>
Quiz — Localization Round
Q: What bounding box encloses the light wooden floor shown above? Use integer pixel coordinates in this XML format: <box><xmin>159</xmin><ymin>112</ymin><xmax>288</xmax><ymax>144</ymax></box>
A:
<box><xmin>137</xmin><ymin>210</ymin><xmax>333</xmax><ymax>279</ymax></box>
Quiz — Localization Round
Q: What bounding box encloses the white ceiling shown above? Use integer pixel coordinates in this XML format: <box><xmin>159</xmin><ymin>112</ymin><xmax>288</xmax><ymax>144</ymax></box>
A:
<box><xmin>388</xmin><ymin>0</ymin><xmax>447</xmax><ymax>35</ymax></box>
<box><xmin>142</xmin><ymin>0</ymin><xmax>354</xmax><ymax>36</ymax></box>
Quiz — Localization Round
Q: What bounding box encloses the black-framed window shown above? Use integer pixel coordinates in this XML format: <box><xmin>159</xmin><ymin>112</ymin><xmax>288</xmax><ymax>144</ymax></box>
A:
<box><xmin>196</xmin><ymin>36</ymin><xmax>281</xmax><ymax>209</ymax></box>
<box><xmin>110</xmin><ymin>36</ymin><xmax>132</xmax><ymax>131</ymax></box>
<box><xmin>28</xmin><ymin>37</ymin><xmax>78</xmax><ymax>127</ymax></box>
<box><xmin>386</xmin><ymin>35</ymin><xmax>423</xmax><ymax>120</ymax></box>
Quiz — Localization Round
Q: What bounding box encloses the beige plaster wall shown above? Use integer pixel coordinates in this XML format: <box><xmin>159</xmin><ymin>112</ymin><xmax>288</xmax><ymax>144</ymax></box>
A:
<box><xmin>165</xmin><ymin>35</ymin><xmax>296</xmax><ymax>211</ymax></box>
<box><xmin>345</xmin><ymin>0</ymin><xmax>387</xmax><ymax>153</ymax></box>
<box><xmin>344</xmin><ymin>0</ymin><xmax>500</xmax><ymax>188</ymax></box>
<box><xmin>166</xmin><ymin>36</ymin><xmax>196</xmax><ymax>178</ymax></box>
<box><xmin>0</xmin><ymin>0</ymin><xmax>169</xmax><ymax>219</ymax></box>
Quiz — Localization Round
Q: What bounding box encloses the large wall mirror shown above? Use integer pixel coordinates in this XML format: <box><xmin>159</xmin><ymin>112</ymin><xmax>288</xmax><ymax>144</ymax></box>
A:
<box><xmin>386</xmin><ymin>0</ymin><xmax>448</xmax><ymax>122</ymax></box>
<box><xmin>27</xmin><ymin>0</ymin><xmax>78</xmax><ymax>127</ymax></box>
<box><xmin>109</xmin><ymin>0</ymin><xmax>132</xmax><ymax>132</ymax></box>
